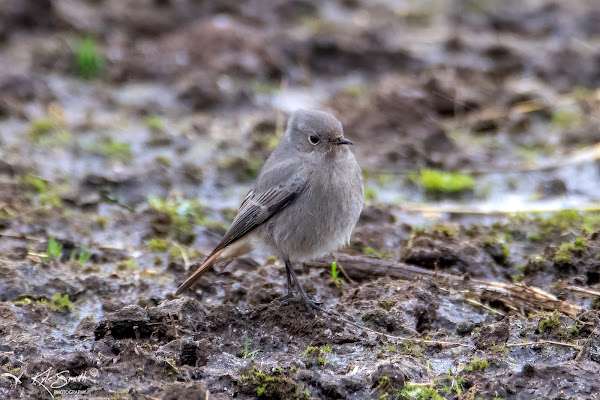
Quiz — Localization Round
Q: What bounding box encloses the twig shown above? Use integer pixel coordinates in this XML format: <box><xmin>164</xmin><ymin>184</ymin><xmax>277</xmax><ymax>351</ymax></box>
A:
<box><xmin>0</xmin><ymin>233</ymin><xmax>44</xmax><ymax>241</ymax></box>
<box><xmin>505</xmin><ymin>340</ymin><xmax>582</xmax><ymax>350</ymax></box>
<box><xmin>566</xmin><ymin>286</ymin><xmax>600</xmax><ymax>297</ymax></box>
<box><xmin>576</xmin><ymin>326</ymin><xmax>600</xmax><ymax>361</ymax></box>
<box><xmin>332</xmin><ymin>257</ymin><xmax>355</xmax><ymax>285</ymax></box>
<box><xmin>466</xmin><ymin>299</ymin><xmax>506</xmax><ymax>316</ymax></box>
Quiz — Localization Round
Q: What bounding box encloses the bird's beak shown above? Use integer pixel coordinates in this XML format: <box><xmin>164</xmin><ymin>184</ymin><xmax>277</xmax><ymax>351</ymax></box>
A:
<box><xmin>335</xmin><ymin>137</ymin><xmax>353</xmax><ymax>145</ymax></box>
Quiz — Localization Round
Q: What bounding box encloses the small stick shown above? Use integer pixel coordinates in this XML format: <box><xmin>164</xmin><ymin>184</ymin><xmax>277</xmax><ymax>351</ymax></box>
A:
<box><xmin>466</xmin><ymin>299</ymin><xmax>506</xmax><ymax>316</ymax></box>
<box><xmin>505</xmin><ymin>340</ymin><xmax>582</xmax><ymax>350</ymax></box>
<box><xmin>172</xmin><ymin>242</ymin><xmax>191</xmax><ymax>270</ymax></box>
<box><xmin>566</xmin><ymin>286</ymin><xmax>600</xmax><ymax>297</ymax></box>
<box><xmin>332</xmin><ymin>257</ymin><xmax>355</xmax><ymax>285</ymax></box>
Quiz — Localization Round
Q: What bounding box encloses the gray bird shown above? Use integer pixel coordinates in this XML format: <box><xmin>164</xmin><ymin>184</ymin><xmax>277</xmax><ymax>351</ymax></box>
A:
<box><xmin>175</xmin><ymin>109</ymin><xmax>364</xmax><ymax>312</ymax></box>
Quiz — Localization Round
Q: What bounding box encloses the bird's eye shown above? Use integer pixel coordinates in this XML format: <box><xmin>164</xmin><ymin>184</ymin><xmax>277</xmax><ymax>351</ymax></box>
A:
<box><xmin>308</xmin><ymin>135</ymin><xmax>320</xmax><ymax>145</ymax></box>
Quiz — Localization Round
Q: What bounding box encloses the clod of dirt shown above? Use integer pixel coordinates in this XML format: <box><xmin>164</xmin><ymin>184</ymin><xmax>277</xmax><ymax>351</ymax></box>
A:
<box><xmin>474</xmin><ymin>320</ymin><xmax>509</xmax><ymax>350</ymax></box>
<box><xmin>524</xmin><ymin>232</ymin><xmax>600</xmax><ymax>294</ymax></box>
<box><xmin>94</xmin><ymin>298</ymin><xmax>206</xmax><ymax>341</ymax></box>
<box><xmin>402</xmin><ymin>230</ymin><xmax>508</xmax><ymax>280</ymax></box>
<box><xmin>162</xmin><ymin>382</ymin><xmax>209</xmax><ymax>400</ymax></box>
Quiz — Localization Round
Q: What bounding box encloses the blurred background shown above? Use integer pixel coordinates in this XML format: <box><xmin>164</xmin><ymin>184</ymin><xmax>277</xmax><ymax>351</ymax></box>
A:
<box><xmin>1</xmin><ymin>0</ymin><xmax>599</xmax><ymax>225</ymax></box>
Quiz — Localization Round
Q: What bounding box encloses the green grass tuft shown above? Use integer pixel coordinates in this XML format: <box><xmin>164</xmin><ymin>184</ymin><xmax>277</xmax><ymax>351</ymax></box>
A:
<box><xmin>329</xmin><ymin>262</ymin><xmax>345</xmax><ymax>288</ymax></box>
<box><xmin>553</xmin><ymin>237</ymin><xmax>587</xmax><ymax>264</ymax></box>
<box><xmin>398</xmin><ymin>383</ymin><xmax>444</xmax><ymax>400</ymax></box>
<box><xmin>39</xmin><ymin>293</ymin><xmax>75</xmax><ymax>313</ymax></box>
<box><xmin>148</xmin><ymin>238</ymin><xmax>168</xmax><ymax>253</ymax></box>
<box><xmin>76</xmin><ymin>37</ymin><xmax>104</xmax><ymax>79</ymax></box>
<box><xmin>46</xmin><ymin>236</ymin><xmax>63</xmax><ymax>260</ymax></box>
<box><xmin>465</xmin><ymin>356</ymin><xmax>488</xmax><ymax>372</ymax></box>
<box><xmin>411</xmin><ymin>169</ymin><xmax>474</xmax><ymax>194</ymax></box>
<box><xmin>69</xmin><ymin>244</ymin><xmax>93</xmax><ymax>265</ymax></box>
<box><xmin>241</xmin><ymin>335</ymin><xmax>259</xmax><ymax>359</ymax></box>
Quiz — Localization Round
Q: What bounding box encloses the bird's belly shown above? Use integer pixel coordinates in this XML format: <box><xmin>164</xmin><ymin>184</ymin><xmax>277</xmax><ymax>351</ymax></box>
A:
<box><xmin>265</xmin><ymin>166</ymin><xmax>363</xmax><ymax>261</ymax></box>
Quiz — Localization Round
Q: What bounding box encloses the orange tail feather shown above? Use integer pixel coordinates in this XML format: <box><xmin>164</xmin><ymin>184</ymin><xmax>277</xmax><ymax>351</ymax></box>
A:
<box><xmin>175</xmin><ymin>248</ymin><xmax>226</xmax><ymax>295</ymax></box>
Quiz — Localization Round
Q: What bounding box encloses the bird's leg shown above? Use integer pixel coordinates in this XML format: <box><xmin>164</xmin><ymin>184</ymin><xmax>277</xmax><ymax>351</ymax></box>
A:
<box><xmin>278</xmin><ymin>260</ymin><xmax>296</xmax><ymax>302</ymax></box>
<box><xmin>284</xmin><ymin>259</ymin><xmax>322</xmax><ymax>314</ymax></box>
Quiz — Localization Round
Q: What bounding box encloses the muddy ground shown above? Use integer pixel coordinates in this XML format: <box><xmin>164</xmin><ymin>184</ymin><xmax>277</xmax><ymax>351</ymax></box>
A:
<box><xmin>1</xmin><ymin>0</ymin><xmax>600</xmax><ymax>399</ymax></box>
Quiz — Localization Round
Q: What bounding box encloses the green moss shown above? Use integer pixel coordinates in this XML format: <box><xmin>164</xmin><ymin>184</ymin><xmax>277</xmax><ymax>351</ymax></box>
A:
<box><xmin>155</xmin><ymin>156</ymin><xmax>171</xmax><ymax>167</ymax></box>
<box><xmin>551</xmin><ymin>108</ymin><xmax>582</xmax><ymax>130</ymax></box>
<box><xmin>12</xmin><ymin>298</ymin><xmax>32</xmax><ymax>306</ymax></box>
<box><xmin>118</xmin><ymin>259</ymin><xmax>139</xmax><ymax>270</ymax></box>
<box><xmin>398</xmin><ymin>383</ymin><xmax>444</xmax><ymax>400</ymax></box>
<box><xmin>148</xmin><ymin>195</ymin><xmax>206</xmax><ymax>243</ymax></box>
<box><xmin>536</xmin><ymin>210</ymin><xmax>582</xmax><ymax>235</ymax></box>
<box><xmin>378</xmin><ymin>299</ymin><xmax>397</xmax><ymax>311</ymax></box>
<box><xmin>553</xmin><ymin>237</ymin><xmax>586</xmax><ymax>264</ymax></box>
<box><xmin>490</xmin><ymin>344</ymin><xmax>508</xmax><ymax>355</ymax></box>
<box><xmin>144</xmin><ymin>116</ymin><xmax>164</xmax><ymax>131</ymax></box>
<box><xmin>591</xmin><ymin>297</ymin><xmax>600</xmax><ymax>310</ymax></box>
<box><xmin>465</xmin><ymin>356</ymin><xmax>488</xmax><ymax>372</ymax></box>
<box><xmin>573</xmin><ymin>237</ymin><xmax>587</xmax><ymax>249</ymax></box>
<box><xmin>536</xmin><ymin>310</ymin><xmax>561</xmax><ymax>334</ymax></box>
<box><xmin>28</xmin><ymin>120</ymin><xmax>57</xmax><ymax>142</ymax></box>
<box><xmin>528</xmin><ymin>232</ymin><xmax>541</xmax><ymax>241</ymax></box>
<box><xmin>363</xmin><ymin>247</ymin><xmax>387</xmax><ymax>258</ymax></box>
<box><xmin>220</xmin><ymin>156</ymin><xmax>263</xmax><ymax>182</ymax></box>
<box><xmin>110</xmin><ymin>389</ymin><xmax>129</xmax><ymax>400</ymax></box>
<box><xmin>148</xmin><ymin>238</ymin><xmax>168</xmax><ymax>253</ymax></box>
<box><xmin>377</xmin><ymin>376</ymin><xmax>390</xmax><ymax>390</ymax></box>
<box><xmin>250</xmin><ymin>80</ymin><xmax>280</xmax><ymax>95</ymax></box>
<box><xmin>76</xmin><ymin>36</ymin><xmax>103</xmax><ymax>79</ymax></box>
<box><xmin>39</xmin><ymin>293</ymin><xmax>75</xmax><ymax>313</ymax></box>
<box><xmin>501</xmin><ymin>243</ymin><xmax>510</xmax><ymax>261</ymax></box>
<box><xmin>399</xmin><ymin>339</ymin><xmax>424</xmax><ymax>358</ymax></box>
<box><xmin>364</xmin><ymin>186</ymin><xmax>377</xmax><ymax>202</ymax></box>
<box><xmin>341</xmin><ymin>83</ymin><xmax>368</xmax><ymax>98</ymax></box>
<box><xmin>21</xmin><ymin>174</ymin><xmax>63</xmax><ymax>208</ymax></box>
<box><xmin>163</xmin><ymin>357</ymin><xmax>179</xmax><ymax>375</ymax></box>
<box><xmin>411</xmin><ymin>169</ymin><xmax>474</xmax><ymax>194</ymax></box>
<box><xmin>241</xmin><ymin>366</ymin><xmax>307</xmax><ymax>400</ymax></box>
<box><xmin>26</xmin><ymin>118</ymin><xmax>71</xmax><ymax>147</ymax></box>
<box><xmin>582</xmin><ymin>212</ymin><xmax>600</xmax><ymax>233</ymax></box>
<box><xmin>430</xmin><ymin>224</ymin><xmax>457</xmax><ymax>238</ymax></box>
<box><xmin>96</xmin><ymin>216</ymin><xmax>108</xmax><ymax>229</ymax></box>
<box><xmin>97</xmin><ymin>139</ymin><xmax>132</xmax><ymax>162</ymax></box>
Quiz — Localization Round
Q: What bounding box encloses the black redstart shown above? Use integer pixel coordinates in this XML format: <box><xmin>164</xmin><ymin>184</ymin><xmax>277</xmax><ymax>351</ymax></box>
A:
<box><xmin>176</xmin><ymin>109</ymin><xmax>364</xmax><ymax>312</ymax></box>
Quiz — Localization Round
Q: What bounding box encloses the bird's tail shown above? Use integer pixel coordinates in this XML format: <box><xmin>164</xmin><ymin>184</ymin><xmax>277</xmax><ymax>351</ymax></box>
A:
<box><xmin>175</xmin><ymin>248</ymin><xmax>226</xmax><ymax>295</ymax></box>
<box><xmin>175</xmin><ymin>238</ymin><xmax>253</xmax><ymax>295</ymax></box>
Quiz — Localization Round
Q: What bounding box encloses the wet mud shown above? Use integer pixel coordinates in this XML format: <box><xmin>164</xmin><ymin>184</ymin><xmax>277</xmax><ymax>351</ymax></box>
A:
<box><xmin>1</xmin><ymin>1</ymin><xmax>600</xmax><ymax>399</ymax></box>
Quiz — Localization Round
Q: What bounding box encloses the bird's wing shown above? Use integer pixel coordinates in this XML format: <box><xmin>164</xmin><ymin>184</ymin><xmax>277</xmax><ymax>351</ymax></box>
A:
<box><xmin>175</xmin><ymin>160</ymin><xmax>308</xmax><ymax>295</ymax></box>
<box><xmin>209</xmin><ymin>175</ymin><xmax>307</xmax><ymax>258</ymax></box>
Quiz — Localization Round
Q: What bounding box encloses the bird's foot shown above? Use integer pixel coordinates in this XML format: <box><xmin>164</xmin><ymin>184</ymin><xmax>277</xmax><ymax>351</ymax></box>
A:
<box><xmin>277</xmin><ymin>292</ymin><xmax>296</xmax><ymax>303</ymax></box>
<box><xmin>277</xmin><ymin>292</ymin><xmax>322</xmax><ymax>314</ymax></box>
<box><xmin>300</xmin><ymin>293</ymin><xmax>323</xmax><ymax>315</ymax></box>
